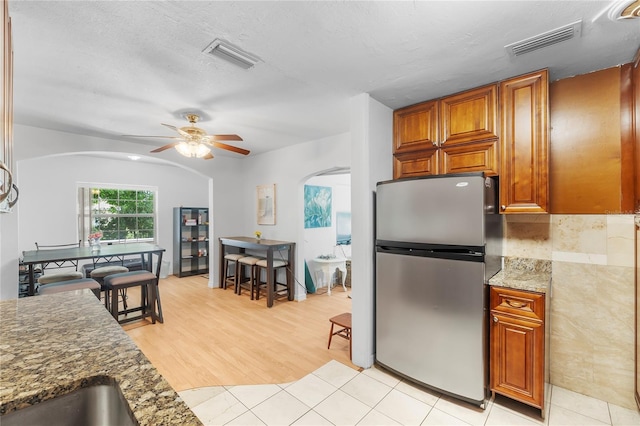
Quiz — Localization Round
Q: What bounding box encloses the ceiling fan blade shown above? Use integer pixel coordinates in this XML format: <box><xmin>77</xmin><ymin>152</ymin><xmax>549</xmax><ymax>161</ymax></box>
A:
<box><xmin>208</xmin><ymin>141</ymin><xmax>250</xmax><ymax>156</ymax></box>
<box><xmin>203</xmin><ymin>153</ymin><xmax>214</xmax><ymax>160</ymax></box>
<box><xmin>210</xmin><ymin>134</ymin><xmax>243</xmax><ymax>141</ymax></box>
<box><xmin>123</xmin><ymin>134</ymin><xmax>180</xmax><ymax>139</ymax></box>
<box><xmin>161</xmin><ymin>123</ymin><xmax>191</xmax><ymax>138</ymax></box>
<box><xmin>150</xmin><ymin>142</ymin><xmax>180</xmax><ymax>153</ymax></box>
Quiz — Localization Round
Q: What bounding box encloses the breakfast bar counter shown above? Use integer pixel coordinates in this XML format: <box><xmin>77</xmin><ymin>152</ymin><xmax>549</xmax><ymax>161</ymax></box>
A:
<box><xmin>0</xmin><ymin>290</ymin><xmax>201</xmax><ymax>425</ymax></box>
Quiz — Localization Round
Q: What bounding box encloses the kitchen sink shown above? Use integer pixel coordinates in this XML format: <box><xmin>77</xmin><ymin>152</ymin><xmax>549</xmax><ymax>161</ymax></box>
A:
<box><xmin>1</xmin><ymin>381</ymin><xmax>138</xmax><ymax>426</ymax></box>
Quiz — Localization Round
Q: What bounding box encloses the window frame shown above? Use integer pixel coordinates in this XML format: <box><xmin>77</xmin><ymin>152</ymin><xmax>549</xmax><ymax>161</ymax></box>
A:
<box><xmin>78</xmin><ymin>183</ymin><xmax>158</xmax><ymax>246</ymax></box>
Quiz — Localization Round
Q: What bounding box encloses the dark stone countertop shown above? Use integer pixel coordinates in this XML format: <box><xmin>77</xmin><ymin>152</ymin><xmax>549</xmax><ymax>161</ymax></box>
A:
<box><xmin>489</xmin><ymin>257</ymin><xmax>552</xmax><ymax>294</ymax></box>
<box><xmin>0</xmin><ymin>290</ymin><xmax>201</xmax><ymax>425</ymax></box>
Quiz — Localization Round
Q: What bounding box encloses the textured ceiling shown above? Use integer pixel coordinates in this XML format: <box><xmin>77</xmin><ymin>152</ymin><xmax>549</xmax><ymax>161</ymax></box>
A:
<box><xmin>8</xmin><ymin>1</ymin><xmax>640</xmax><ymax>159</ymax></box>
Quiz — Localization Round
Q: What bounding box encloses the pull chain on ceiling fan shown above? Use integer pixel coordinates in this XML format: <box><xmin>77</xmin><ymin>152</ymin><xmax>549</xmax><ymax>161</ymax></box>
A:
<box><xmin>123</xmin><ymin>113</ymin><xmax>249</xmax><ymax>160</ymax></box>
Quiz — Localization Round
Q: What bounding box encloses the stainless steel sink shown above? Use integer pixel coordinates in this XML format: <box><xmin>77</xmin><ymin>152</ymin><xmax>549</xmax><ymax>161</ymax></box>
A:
<box><xmin>1</xmin><ymin>381</ymin><xmax>138</xmax><ymax>426</ymax></box>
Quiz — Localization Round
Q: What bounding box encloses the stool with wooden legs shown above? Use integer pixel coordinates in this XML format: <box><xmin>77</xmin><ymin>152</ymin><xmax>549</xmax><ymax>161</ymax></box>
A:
<box><xmin>236</xmin><ymin>256</ymin><xmax>263</xmax><ymax>298</ymax></box>
<box><xmin>328</xmin><ymin>312</ymin><xmax>352</xmax><ymax>360</ymax></box>
<box><xmin>103</xmin><ymin>271</ymin><xmax>160</xmax><ymax>325</ymax></box>
<box><xmin>254</xmin><ymin>259</ymin><xmax>290</xmax><ymax>302</ymax></box>
<box><xmin>38</xmin><ymin>278</ymin><xmax>101</xmax><ymax>299</ymax></box>
<box><xmin>222</xmin><ymin>253</ymin><xmax>246</xmax><ymax>290</ymax></box>
<box><xmin>90</xmin><ymin>265</ymin><xmax>129</xmax><ymax>309</ymax></box>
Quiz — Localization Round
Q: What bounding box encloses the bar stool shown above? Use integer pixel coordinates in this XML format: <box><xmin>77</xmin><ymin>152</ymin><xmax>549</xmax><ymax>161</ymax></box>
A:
<box><xmin>35</xmin><ymin>241</ymin><xmax>83</xmax><ymax>286</ymax></box>
<box><xmin>236</xmin><ymin>256</ymin><xmax>263</xmax><ymax>298</ymax></box>
<box><xmin>103</xmin><ymin>271</ymin><xmax>159</xmax><ymax>325</ymax></box>
<box><xmin>328</xmin><ymin>312</ymin><xmax>352</xmax><ymax>360</ymax></box>
<box><xmin>38</xmin><ymin>278</ymin><xmax>101</xmax><ymax>299</ymax></box>
<box><xmin>90</xmin><ymin>265</ymin><xmax>129</xmax><ymax>309</ymax></box>
<box><xmin>254</xmin><ymin>259</ymin><xmax>290</xmax><ymax>301</ymax></box>
<box><xmin>222</xmin><ymin>254</ymin><xmax>246</xmax><ymax>290</ymax></box>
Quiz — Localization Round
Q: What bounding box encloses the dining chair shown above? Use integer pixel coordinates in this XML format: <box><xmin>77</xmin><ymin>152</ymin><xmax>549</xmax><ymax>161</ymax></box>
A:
<box><xmin>35</xmin><ymin>241</ymin><xmax>84</xmax><ymax>286</ymax></box>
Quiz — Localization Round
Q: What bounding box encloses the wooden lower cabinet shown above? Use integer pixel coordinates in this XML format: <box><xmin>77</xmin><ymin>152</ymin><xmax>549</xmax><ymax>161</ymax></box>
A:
<box><xmin>490</xmin><ymin>286</ymin><xmax>545</xmax><ymax>414</ymax></box>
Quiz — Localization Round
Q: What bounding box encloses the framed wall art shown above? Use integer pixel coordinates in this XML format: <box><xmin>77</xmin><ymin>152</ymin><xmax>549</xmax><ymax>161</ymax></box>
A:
<box><xmin>304</xmin><ymin>185</ymin><xmax>332</xmax><ymax>228</ymax></box>
<box><xmin>257</xmin><ymin>183</ymin><xmax>276</xmax><ymax>225</ymax></box>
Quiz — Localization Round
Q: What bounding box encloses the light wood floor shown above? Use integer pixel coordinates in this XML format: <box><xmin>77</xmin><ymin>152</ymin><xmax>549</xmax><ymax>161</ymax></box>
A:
<box><xmin>123</xmin><ymin>274</ymin><xmax>356</xmax><ymax>392</ymax></box>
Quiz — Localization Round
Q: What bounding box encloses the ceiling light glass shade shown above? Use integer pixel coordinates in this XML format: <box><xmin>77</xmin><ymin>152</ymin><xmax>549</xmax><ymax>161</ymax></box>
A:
<box><xmin>175</xmin><ymin>141</ymin><xmax>211</xmax><ymax>158</ymax></box>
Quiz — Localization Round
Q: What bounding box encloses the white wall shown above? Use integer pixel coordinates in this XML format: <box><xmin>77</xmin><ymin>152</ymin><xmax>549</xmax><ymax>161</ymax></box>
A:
<box><xmin>236</xmin><ymin>132</ymin><xmax>351</xmax><ymax>300</ymax></box>
<box><xmin>0</xmin><ymin>124</ymin><xmax>246</xmax><ymax>298</ymax></box>
<box><xmin>16</xmin><ymin>155</ymin><xmax>209</xmax><ymax>269</ymax></box>
<box><xmin>350</xmin><ymin>94</ymin><xmax>393</xmax><ymax>368</ymax></box>
<box><xmin>1</xmin><ymin>104</ymin><xmax>394</xmax><ymax>374</ymax></box>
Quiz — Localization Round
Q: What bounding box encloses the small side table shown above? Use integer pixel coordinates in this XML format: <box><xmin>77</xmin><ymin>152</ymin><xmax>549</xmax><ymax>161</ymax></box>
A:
<box><xmin>313</xmin><ymin>257</ymin><xmax>347</xmax><ymax>295</ymax></box>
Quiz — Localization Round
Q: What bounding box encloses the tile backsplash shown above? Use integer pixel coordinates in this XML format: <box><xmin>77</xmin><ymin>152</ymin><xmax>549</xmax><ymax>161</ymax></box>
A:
<box><xmin>504</xmin><ymin>214</ymin><xmax>636</xmax><ymax>409</ymax></box>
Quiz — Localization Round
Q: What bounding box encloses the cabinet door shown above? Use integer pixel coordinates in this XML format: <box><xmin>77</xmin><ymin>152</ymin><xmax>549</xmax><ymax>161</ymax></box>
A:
<box><xmin>490</xmin><ymin>312</ymin><xmax>544</xmax><ymax>409</ymax></box>
<box><xmin>393</xmin><ymin>100</ymin><xmax>438</xmax><ymax>153</ymax></box>
<box><xmin>393</xmin><ymin>149</ymin><xmax>439</xmax><ymax>179</ymax></box>
<box><xmin>440</xmin><ymin>84</ymin><xmax>498</xmax><ymax>146</ymax></box>
<box><xmin>440</xmin><ymin>140</ymin><xmax>498</xmax><ymax>176</ymax></box>
<box><xmin>500</xmin><ymin>70</ymin><xmax>549</xmax><ymax>214</ymax></box>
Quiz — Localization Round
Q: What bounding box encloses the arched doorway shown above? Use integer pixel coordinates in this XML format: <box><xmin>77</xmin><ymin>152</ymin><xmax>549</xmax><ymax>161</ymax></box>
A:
<box><xmin>300</xmin><ymin>168</ymin><xmax>351</xmax><ymax>301</ymax></box>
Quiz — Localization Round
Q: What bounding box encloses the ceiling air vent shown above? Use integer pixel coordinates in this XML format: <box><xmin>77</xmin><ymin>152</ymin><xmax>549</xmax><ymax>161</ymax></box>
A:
<box><xmin>505</xmin><ymin>20</ymin><xmax>582</xmax><ymax>58</ymax></box>
<box><xmin>202</xmin><ymin>38</ymin><xmax>261</xmax><ymax>69</ymax></box>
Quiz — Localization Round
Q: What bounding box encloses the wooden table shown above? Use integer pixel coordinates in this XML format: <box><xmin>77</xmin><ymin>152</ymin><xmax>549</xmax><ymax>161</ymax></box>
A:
<box><xmin>21</xmin><ymin>242</ymin><xmax>165</xmax><ymax>298</ymax></box>
<box><xmin>218</xmin><ymin>237</ymin><xmax>295</xmax><ymax>308</ymax></box>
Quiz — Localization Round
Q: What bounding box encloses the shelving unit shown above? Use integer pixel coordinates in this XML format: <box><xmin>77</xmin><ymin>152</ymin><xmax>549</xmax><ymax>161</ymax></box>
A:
<box><xmin>173</xmin><ymin>207</ymin><xmax>209</xmax><ymax>277</ymax></box>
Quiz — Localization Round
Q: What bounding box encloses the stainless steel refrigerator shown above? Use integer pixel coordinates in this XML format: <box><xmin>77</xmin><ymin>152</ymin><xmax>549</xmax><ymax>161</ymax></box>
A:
<box><xmin>375</xmin><ymin>172</ymin><xmax>502</xmax><ymax>407</ymax></box>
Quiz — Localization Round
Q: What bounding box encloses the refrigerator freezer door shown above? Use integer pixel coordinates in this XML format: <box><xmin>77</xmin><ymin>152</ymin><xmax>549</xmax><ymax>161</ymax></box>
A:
<box><xmin>376</xmin><ymin>174</ymin><xmax>492</xmax><ymax>247</ymax></box>
<box><xmin>375</xmin><ymin>251</ymin><xmax>486</xmax><ymax>404</ymax></box>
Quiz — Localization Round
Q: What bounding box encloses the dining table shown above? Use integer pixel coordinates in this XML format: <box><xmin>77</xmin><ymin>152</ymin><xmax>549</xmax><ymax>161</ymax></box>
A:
<box><xmin>218</xmin><ymin>236</ymin><xmax>295</xmax><ymax>308</ymax></box>
<box><xmin>21</xmin><ymin>242</ymin><xmax>166</xmax><ymax>316</ymax></box>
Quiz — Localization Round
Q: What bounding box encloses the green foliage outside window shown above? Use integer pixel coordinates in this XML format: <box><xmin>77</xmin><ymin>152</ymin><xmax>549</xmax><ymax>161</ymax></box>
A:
<box><xmin>90</xmin><ymin>189</ymin><xmax>155</xmax><ymax>241</ymax></box>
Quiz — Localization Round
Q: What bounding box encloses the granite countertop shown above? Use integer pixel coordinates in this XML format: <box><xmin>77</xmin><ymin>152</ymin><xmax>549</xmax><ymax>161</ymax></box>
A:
<box><xmin>489</xmin><ymin>257</ymin><xmax>552</xmax><ymax>294</ymax></box>
<box><xmin>0</xmin><ymin>290</ymin><xmax>201</xmax><ymax>425</ymax></box>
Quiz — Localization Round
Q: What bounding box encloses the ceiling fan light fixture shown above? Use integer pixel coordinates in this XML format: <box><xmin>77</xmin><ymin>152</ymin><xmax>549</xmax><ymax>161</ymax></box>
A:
<box><xmin>202</xmin><ymin>38</ymin><xmax>261</xmax><ymax>69</ymax></box>
<box><xmin>611</xmin><ymin>0</ymin><xmax>640</xmax><ymax>19</ymax></box>
<box><xmin>175</xmin><ymin>141</ymin><xmax>211</xmax><ymax>158</ymax></box>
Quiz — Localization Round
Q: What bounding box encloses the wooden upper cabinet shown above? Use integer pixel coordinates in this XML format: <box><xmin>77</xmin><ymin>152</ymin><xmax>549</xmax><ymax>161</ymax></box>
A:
<box><xmin>440</xmin><ymin>84</ymin><xmax>498</xmax><ymax>146</ymax></box>
<box><xmin>393</xmin><ymin>85</ymin><xmax>499</xmax><ymax>179</ymax></box>
<box><xmin>393</xmin><ymin>149</ymin><xmax>439</xmax><ymax>179</ymax></box>
<box><xmin>393</xmin><ymin>100</ymin><xmax>438</xmax><ymax>154</ymax></box>
<box><xmin>549</xmin><ymin>65</ymin><xmax>635</xmax><ymax>214</ymax></box>
<box><xmin>500</xmin><ymin>69</ymin><xmax>549</xmax><ymax>214</ymax></box>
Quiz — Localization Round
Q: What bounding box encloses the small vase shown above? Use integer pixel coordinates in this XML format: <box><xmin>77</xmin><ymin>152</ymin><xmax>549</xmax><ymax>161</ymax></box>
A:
<box><xmin>90</xmin><ymin>237</ymin><xmax>101</xmax><ymax>252</ymax></box>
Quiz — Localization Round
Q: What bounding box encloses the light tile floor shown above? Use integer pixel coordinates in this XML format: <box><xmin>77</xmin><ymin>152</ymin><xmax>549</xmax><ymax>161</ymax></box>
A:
<box><xmin>178</xmin><ymin>360</ymin><xmax>640</xmax><ymax>426</ymax></box>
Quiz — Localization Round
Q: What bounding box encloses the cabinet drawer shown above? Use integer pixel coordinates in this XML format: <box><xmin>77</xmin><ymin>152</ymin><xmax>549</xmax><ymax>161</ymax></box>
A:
<box><xmin>393</xmin><ymin>150</ymin><xmax>439</xmax><ymax>179</ymax></box>
<box><xmin>490</xmin><ymin>286</ymin><xmax>544</xmax><ymax>321</ymax></box>
<box><xmin>440</xmin><ymin>140</ymin><xmax>498</xmax><ymax>176</ymax></box>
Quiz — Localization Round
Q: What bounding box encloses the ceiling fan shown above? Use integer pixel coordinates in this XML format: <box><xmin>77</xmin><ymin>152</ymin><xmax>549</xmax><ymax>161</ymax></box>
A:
<box><xmin>124</xmin><ymin>113</ymin><xmax>250</xmax><ymax>159</ymax></box>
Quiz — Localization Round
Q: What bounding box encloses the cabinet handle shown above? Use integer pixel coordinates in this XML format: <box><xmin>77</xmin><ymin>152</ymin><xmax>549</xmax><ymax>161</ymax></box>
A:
<box><xmin>506</xmin><ymin>299</ymin><xmax>527</xmax><ymax>309</ymax></box>
<box><xmin>493</xmin><ymin>316</ymin><xmax>499</xmax><ymax>323</ymax></box>
<box><xmin>501</xmin><ymin>205</ymin><xmax>506</xmax><ymax>211</ymax></box>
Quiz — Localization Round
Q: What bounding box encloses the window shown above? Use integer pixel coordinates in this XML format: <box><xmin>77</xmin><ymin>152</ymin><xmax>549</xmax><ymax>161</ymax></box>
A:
<box><xmin>78</xmin><ymin>185</ymin><xmax>157</xmax><ymax>244</ymax></box>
